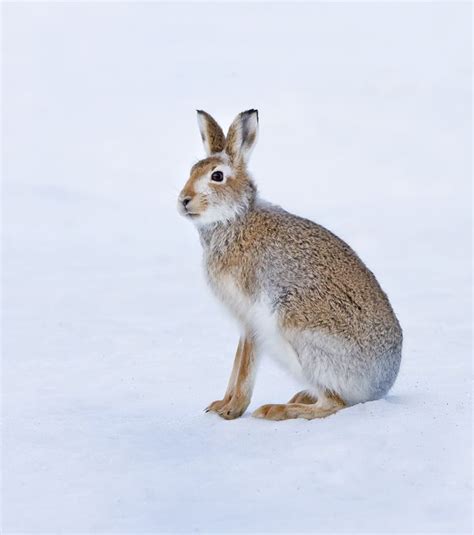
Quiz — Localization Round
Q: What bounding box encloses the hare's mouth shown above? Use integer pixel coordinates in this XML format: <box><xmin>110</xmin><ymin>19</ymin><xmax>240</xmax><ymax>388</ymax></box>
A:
<box><xmin>185</xmin><ymin>211</ymin><xmax>200</xmax><ymax>218</ymax></box>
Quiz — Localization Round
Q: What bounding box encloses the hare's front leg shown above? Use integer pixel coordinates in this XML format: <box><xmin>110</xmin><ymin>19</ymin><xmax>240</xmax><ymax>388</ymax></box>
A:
<box><xmin>206</xmin><ymin>336</ymin><xmax>257</xmax><ymax>420</ymax></box>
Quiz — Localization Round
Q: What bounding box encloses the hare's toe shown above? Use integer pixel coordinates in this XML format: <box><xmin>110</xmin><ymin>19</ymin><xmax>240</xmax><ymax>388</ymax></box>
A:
<box><xmin>206</xmin><ymin>396</ymin><xmax>249</xmax><ymax>420</ymax></box>
<box><xmin>217</xmin><ymin>404</ymin><xmax>247</xmax><ymax>420</ymax></box>
<box><xmin>253</xmin><ymin>399</ymin><xmax>345</xmax><ymax>421</ymax></box>
<box><xmin>205</xmin><ymin>398</ymin><xmax>228</xmax><ymax>413</ymax></box>
<box><xmin>252</xmin><ymin>404</ymin><xmax>289</xmax><ymax>420</ymax></box>
<box><xmin>288</xmin><ymin>390</ymin><xmax>317</xmax><ymax>404</ymax></box>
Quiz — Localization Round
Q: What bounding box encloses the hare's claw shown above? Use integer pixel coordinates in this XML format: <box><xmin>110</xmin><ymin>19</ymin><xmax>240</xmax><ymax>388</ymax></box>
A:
<box><xmin>205</xmin><ymin>396</ymin><xmax>249</xmax><ymax>420</ymax></box>
<box><xmin>206</xmin><ymin>398</ymin><xmax>228</xmax><ymax>413</ymax></box>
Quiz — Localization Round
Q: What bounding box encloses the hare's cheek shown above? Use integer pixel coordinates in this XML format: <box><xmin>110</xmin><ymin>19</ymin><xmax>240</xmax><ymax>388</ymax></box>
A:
<box><xmin>200</xmin><ymin>196</ymin><xmax>210</xmax><ymax>210</ymax></box>
<box><xmin>189</xmin><ymin>195</ymin><xmax>207</xmax><ymax>213</ymax></box>
<box><xmin>194</xmin><ymin>176</ymin><xmax>211</xmax><ymax>195</ymax></box>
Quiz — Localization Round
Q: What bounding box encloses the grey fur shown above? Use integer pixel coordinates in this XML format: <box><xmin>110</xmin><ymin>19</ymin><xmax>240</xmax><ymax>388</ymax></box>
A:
<box><xmin>181</xmin><ymin>110</ymin><xmax>402</xmax><ymax>409</ymax></box>
<box><xmin>199</xmin><ymin>198</ymin><xmax>402</xmax><ymax>406</ymax></box>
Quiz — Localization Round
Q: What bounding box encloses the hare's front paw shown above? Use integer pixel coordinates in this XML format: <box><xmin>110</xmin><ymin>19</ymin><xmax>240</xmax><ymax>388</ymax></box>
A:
<box><xmin>205</xmin><ymin>396</ymin><xmax>249</xmax><ymax>420</ymax></box>
<box><xmin>205</xmin><ymin>398</ymin><xmax>228</xmax><ymax>413</ymax></box>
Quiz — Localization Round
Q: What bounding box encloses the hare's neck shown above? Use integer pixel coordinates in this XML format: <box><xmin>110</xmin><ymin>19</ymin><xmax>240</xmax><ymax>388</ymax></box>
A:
<box><xmin>197</xmin><ymin>181</ymin><xmax>258</xmax><ymax>249</ymax></box>
<box><xmin>198</xmin><ymin>210</ymin><xmax>250</xmax><ymax>251</ymax></box>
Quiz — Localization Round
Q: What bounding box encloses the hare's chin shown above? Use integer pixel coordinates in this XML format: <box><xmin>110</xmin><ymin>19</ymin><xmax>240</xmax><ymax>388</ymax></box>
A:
<box><xmin>178</xmin><ymin>206</ymin><xmax>201</xmax><ymax>219</ymax></box>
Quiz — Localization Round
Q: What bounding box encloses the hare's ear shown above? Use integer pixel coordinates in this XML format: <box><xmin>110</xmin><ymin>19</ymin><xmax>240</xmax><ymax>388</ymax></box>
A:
<box><xmin>197</xmin><ymin>110</ymin><xmax>226</xmax><ymax>156</ymax></box>
<box><xmin>225</xmin><ymin>109</ymin><xmax>258</xmax><ymax>164</ymax></box>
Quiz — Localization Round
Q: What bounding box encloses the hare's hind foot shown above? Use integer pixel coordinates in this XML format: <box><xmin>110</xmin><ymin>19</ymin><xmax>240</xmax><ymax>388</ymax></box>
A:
<box><xmin>287</xmin><ymin>390</ymin><xmax>318</xmax><ymax>404</ymax></box>
<box><xmin>253</xmin><ymin>391</ymin><xmax>345</xmax><ymax>421</ymax></box>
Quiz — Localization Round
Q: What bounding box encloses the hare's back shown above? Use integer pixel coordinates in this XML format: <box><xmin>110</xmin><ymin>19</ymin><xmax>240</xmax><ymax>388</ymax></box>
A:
<box><xmin>251</xmin><ymin>205</ymin><xmax>377</xmax><ymax>287</ymax></box>
<box><xmin>248</xmin><ymin>205</ymin><xmax>401</xmax><ymax>346</ymax></box>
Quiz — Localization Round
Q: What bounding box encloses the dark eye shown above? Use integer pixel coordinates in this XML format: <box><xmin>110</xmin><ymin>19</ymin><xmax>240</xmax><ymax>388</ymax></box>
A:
<box><xmin>211</xmin><ymin>171</ymin><xmax>224</xmax><ymax>182</ymax></box>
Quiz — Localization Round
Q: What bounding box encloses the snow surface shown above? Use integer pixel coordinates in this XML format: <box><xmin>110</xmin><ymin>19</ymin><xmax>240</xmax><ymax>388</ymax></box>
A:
<box><xmin>2</xmin><ymin>2</ymin><xmax>472</xmax><ymax>533</ymax></box>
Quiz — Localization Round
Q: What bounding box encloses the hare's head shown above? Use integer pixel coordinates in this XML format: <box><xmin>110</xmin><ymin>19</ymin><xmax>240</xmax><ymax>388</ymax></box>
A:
<box><xmin>178</xmin><ymin>110</ymin><xmax>258</xmax><ymax>225</ymax></box>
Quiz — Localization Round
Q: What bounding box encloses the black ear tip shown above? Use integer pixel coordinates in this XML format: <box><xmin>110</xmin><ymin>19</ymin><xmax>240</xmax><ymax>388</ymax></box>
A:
<box><xmin>196</xmin><ymin>109</ymin><xmax>205</xmax><ymax>115</ymax></box>
<box><xmin>242</xmin><ymin>109</ymin><xmax>259</xmax><ymax>122</ymax></box>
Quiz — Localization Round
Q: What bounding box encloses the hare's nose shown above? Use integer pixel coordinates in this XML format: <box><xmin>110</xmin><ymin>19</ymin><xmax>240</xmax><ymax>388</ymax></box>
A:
<box><xmin>182</xmin><ymin>197</ymin><xmax>192</xmax><ymax>208</ymax></box>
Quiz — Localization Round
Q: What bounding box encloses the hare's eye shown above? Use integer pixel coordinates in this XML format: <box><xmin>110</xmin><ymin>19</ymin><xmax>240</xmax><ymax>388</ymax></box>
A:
<box><xmin>211</xmin><ymin>171</ymin><xmax>224</xmax><ymax>183</ymax></box>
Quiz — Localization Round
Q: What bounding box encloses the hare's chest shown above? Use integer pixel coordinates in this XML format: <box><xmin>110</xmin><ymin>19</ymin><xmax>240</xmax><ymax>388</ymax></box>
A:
<box><xmin>205</xmin><ymin>267</ymin><xmax>305</xmax><ymax>382</ymax></box>
<box><xmin>206</xmin><ymin>266</ymin><xmax>253</xmax><ymax>323</ymax></box>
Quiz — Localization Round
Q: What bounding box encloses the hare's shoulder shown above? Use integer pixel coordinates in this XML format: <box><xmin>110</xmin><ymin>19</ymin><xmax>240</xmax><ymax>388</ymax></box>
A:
<box><xmin>246</xmin><ymin>204</ymin><xmax>360</xmax><ymax>268</ymax></box>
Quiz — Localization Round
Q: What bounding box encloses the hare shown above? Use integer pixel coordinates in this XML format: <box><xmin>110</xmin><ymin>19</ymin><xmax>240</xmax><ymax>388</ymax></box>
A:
<box><xmin>178</xmin><ymin>109</ymin><xmax>402</xmax><ymax>421</ymax></box>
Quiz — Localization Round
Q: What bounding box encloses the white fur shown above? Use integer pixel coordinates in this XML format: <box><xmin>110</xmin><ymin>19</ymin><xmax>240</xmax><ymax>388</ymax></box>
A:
<box><xmin>193</xmin><ymin>203</ymin><xmax>241</xmax><ymax>227</ymax></box>
<box><xmin>210</xmin><ymin>274</ymin><xmax>307</xmax><ymax>384</ymax></box>
<box><xmin>210</xmin><ymin>271</ymin><xmax>379</xmax><ymax>404</ymax></box>
<box><xmin>287</xmin><ymin>329</ymin><xmax>379</xmax><ymax>405</ymax></box>
<box><xmin>210</xmin><ymin>151</ymin><xmax>230</xmax><ymax>165</ymax></box>
<box><xmin>187</xmin><ymin>110</ymin><xmax>401</xmax><ymax>412</ymax></box>
<box><xmin>251</xmin><ymin>301</ymin><xmax>307</xmax><ymax>384</ymax></box>
<box><xmin>194</xmin><ymin>164</ymin><xmax>232</xmax><ymax>191</ymax></box>
<box><xmin>187</xmin><ymin>161</ymin><xmax>241</xmax><ymax>226</ymax></box>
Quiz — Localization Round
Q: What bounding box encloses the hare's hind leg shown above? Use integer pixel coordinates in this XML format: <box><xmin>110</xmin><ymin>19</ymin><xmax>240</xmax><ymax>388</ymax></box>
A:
<box><xmin>206</xmin><ymin>336</ymin><xmax>257</xmax><ymax>420</ymax></box>
<box><xmin>287</xmin><ymin>390</ymin><xmax>317</xmax><ymax>404</ymax></box>
<box><xmin>253</xmin><ymin>390</ymin><xmax>345</xmax><ymax>421</ymax></box>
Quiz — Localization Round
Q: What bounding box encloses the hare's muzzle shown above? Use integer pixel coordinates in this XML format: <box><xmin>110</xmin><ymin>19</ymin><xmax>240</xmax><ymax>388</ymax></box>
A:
<box><xmin>178</xmin><ymin>195</ymin><xmax>199</xmax><ymax>218</ymax></box>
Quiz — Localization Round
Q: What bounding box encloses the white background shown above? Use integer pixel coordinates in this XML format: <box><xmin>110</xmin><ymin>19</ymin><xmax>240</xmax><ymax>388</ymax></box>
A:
<box><xmin>2</xmin><ymin>2</ymin><xmax>471</xmax><ymax>533</ymax></box>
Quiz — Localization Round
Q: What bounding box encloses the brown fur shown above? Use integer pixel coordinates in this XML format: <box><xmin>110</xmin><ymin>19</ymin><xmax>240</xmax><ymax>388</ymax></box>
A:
<box><xmin>181</xmin><ymin>156</ymin><xmax>254</xmax><ymax>219</ymax></box>
<box><xmin>206</xmin><ymin>336</ymin><xmax>256</xmax><ymax>420</ymax></box>
<box><xmin>197</xmin><ymin>110</ymin><xmax>225</xmax><ymax>153</ymax></box>
<box><xmin>288</xmin><ymin>390</ymin><xmax>318</xmax><ymax>404</ymax></box>
<box><xmin>253</xmin><ymin>389</ymin><xmax>346</xmax><ymax>421</ymax></box>
<box><xmin>225</xmin><ymin>110</ymin><xmax>258</xmax><ymax>162</ymax></box>
<box><xmin>181</xmin><ymin>157</ymin><xmax>222</xmax><ymax>198</ymax></box>
<box><xmin>204</xmin><ymin>206</ymin><xmax>400</xmax><ymax>354</ymax></box>
<box><xmin>180</xmin><ymin>110</ymin><xmax>402</xmax><ymax>422</ymax></box>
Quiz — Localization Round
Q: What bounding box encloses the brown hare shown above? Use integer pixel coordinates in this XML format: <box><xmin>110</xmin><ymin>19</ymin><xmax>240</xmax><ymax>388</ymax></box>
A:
<box><xmin>178</xmin><ymin>109</ymin><xmax>402</xmax><ymax>421</ymax></box>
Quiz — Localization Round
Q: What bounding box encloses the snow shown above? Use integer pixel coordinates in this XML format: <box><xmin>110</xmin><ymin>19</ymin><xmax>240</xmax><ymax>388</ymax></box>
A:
<box><xmin>2</xmin><ymin>2</ymin><xmax>471</xmax><ymax>533</ymax></box>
